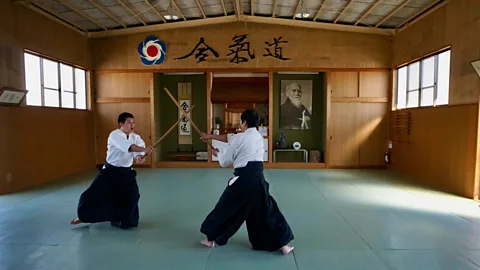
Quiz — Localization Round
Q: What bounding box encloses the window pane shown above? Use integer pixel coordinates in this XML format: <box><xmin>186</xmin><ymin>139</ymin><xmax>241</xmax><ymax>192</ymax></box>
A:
<box><xmin>436</xmin><ymin>50</ymin><xmax>451</xmax><ymax>105</ymax></box>
<box><xmin>396</xmin><ymin>67</ymin><xmax>407</xmax><ymax>109</ymax></box>
<box><xmin>408</xmin><ymin>62</ymin><xmax>420</xmax><ymax>90</ymax></box>
<box><xmin>421</xmin><ymin>56</ymin><xmax>435</xmax><ymax>87</ymax></box>
<box><xmin>75</xmin><ymin>68</ymin><xmax>86</xmax><ymax>109</ymax></box>
<box><xmin>407</xmin><ymin>90</ymin><xmax>419</xmax><ymax>108</ymax></box>
<box><xmin>24</xmin><ymin>53</ymin><xmax>42</xmax><ymax>106</ymax></box>
<box><xmin>421</xmin><ymin>87</ymin><xmax>434</xmax><ymax>107</ymax></box>
<box><xmin>62</xmin><ymin>91</ymin><xmax>74</xmax><ymax>108</ymax></box>
<box><xmin>42</xmin><ymin>59</ymin><xmax>59</xmax><ymax>89</ymax></box>
<box><xmin>60</xmin><ymin>64</ymin><xmax>74</xmax><ymax>91</ymax></box>
<box><xmin>44</xmin><ymin>89</ymin><xmax>59</xmax><ymax>107</ymax></box>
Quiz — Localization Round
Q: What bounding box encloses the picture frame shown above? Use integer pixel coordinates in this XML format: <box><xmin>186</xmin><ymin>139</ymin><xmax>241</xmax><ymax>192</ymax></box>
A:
<box><xmin>0</xmin><ymin>87</ymin><xmax>28</xmax><ymax>106</ymax></box>
<box><xmin>280</xmin><ymin>80</ymin><xmax>313</xmax><ymax>130</ymax></box>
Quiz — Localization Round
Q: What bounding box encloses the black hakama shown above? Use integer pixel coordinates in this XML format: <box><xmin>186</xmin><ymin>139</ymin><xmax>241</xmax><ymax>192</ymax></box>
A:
<box><xmin>76</xmin><ymin>162</ymin><xmax>140</xmax><ymax>229</ymax></box>
<box><xmin>200</xmin><ymin>161</ymin><xmax>294</xmax><ymax>251</ymax></box>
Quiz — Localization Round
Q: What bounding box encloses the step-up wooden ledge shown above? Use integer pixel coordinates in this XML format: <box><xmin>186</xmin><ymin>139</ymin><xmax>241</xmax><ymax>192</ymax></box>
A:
<box><xmin>154</xmin><ymin>161</ymin><xmax>327</xmax><ymax>169</ymax></box>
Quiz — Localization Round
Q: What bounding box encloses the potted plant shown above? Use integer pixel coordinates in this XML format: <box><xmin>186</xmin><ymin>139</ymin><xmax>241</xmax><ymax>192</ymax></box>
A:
<box><xmin>259</xmin><ymin>117</ymin><xmax>265</xmax><ymax>126</ymax></box>
<box><xmin>213</xmin><ymin>117</ymin><xmax>222</xmax><ymax>135</ymax></box>
<box><xmin>258</xmin><ymin>117</ymin><xmax>268</xmax><ymax>136</ymax></box>
<box><xmin>214</xmin><ymin>117</ymin><xmax>222</xmax><ymax>129</ymax></box>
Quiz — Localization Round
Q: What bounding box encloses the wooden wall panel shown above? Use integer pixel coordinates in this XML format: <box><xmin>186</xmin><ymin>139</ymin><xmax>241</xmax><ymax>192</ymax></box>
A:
<box><xmin>95</xmin><ymin>73</ymin><xmax>151</xmax><ymax>98</ymax></box>
<box><xmin>327</xmin><ymin>70</ymin><xmax>389</xmax><ymax>167</ymax></box>
<box><xmin>393</xmin><ymin>0</ymin><xmax>480</xmax><ymax>105</ymax></box>
<box><xmin>390</xmin><ymin>104</ymin><xmax>478</xmax><ymax>198</ymax></box>
<box><xmin>211</xmin><ymin>77</ymin><xmax>269</xmax><ymax>103</ymax></box>
<box><xmin>0</xmin><ymin>109</ymin><xmax>8</xmax><ymax>192</ymax></box>
<box><xmin>358</xmin><ymin>103</ymin><xmax>388</xmax><ymax>166</ymax></box>
<box><xmin>330</xmin><ymin>72</ymin><xmax>359</xmax><ymax>97</ymax></box>
<box><xmin>328</xmin><ymin>103</ymin><xmax>359</xmax><ymax>166</ymax></box>
<box><xmin>390</xmin><ymin>0</ymin><xmax>480</xmax><ymax>199</ymax></box>
<box><xmin>0</xmin><ymin>1</ymin><xmax>90</xmax><ymax>88</ymax></box>
<box><xmin>91</xmin><ymin>23</ymin><xmax>391</xmax><ymax>70</ymax></box>
<box><xmin>0</xmin><ymin>107</ymin><xmax>95</xmax><ymax>194</ymax></box>
<box><xmin>0</xmin><ymin>1</ymin><xmax>93</xmax><ymax>194</ymax></box>
<box><xmin>359</xmin><ymin>71</ymin><xmax>390</xmax><ymax>98</ymax></box>
<box><xmin>95</xmin><ymin>103</ymin><xmax>120</xmax><ymax>164</ymax></box>
<box><xmin>93</xmin><ymin>72</ymin><xmax>153</xmax><ymax>166</ymax></box>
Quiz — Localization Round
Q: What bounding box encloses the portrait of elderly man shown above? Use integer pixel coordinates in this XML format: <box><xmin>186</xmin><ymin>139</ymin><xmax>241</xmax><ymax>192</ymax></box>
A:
<box><xmin>280</xmin><ymin>81</ymin><xmax>313</xmax><ymax>130</ymax></box>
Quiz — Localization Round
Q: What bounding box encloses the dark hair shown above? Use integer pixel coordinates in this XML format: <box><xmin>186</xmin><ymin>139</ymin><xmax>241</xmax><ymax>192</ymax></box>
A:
<box><xmin>241</xmin><ymin>108</ymin><xmax>259</xmax><ymax>128</ymax></box>
<box><xmin>118</xmin><ymin>112</ymin><xmax>134</xmax><ymax>124</ymax></box>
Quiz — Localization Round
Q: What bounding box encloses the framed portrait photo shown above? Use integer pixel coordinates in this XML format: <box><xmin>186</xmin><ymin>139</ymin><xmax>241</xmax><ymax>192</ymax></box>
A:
<box><xmin>280</xmin><ymin>80</ymin><xmax>313</xmax><ymax>130</ymax></box>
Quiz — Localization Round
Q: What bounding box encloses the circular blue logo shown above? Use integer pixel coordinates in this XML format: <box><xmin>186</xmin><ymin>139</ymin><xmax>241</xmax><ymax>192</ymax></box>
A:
<box><xmin>138</xmin><ymin>36</ymin><xmax>167</xmax><ymax>65</ymax></box>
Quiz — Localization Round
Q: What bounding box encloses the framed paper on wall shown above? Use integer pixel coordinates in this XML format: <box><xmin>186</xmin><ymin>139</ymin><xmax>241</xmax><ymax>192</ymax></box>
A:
<box><xmin>0</xmin><ymin>87</ymin><xmax>28</xmax><ymax>106</ymax></box>
<box><xmin>472</xmin><ymin>59</ymin><xmax>480</xmax><ymax>79</ymax></box>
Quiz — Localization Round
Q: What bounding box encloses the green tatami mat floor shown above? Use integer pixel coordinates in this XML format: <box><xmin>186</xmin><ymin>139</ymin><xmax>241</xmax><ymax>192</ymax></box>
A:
<box><xmin>2</xmin><ymin>168</ymin><xmax>480</xmax><ymax>270</ymax></box>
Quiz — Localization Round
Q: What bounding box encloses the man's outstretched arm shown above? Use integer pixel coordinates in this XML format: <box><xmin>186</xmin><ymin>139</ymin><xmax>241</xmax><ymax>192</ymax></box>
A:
<box><xmin>201</xmin><ymin>132</ymin><xmax>228</xmax><ymax>143</ymax></box>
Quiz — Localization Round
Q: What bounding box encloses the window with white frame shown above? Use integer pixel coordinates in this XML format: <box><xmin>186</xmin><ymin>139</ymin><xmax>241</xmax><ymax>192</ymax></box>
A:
<box><xmin>24</xmin><ymin>51</ymin><xmax>87</xmax><ymax>109</ymax></box>
<box><xmin>395</xmin><ymin>49</ymin><xmax>451</xmax><ymax>109</ymax></box>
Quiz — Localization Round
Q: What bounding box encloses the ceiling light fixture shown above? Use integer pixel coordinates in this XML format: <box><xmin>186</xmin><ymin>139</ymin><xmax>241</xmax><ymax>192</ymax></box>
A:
<box><xmin>295</xmin><ymin>13</ymin><xmax>310</xmax><ymax>18</ymax></box>
<box><xmin>294</xmin><ymin>0</ymin><xmax>310</xmax><ymax>19</ymax></box>
<box><xmin>164</xmin><ymin>15</ymin><xmax>179</xmax><ymax>20</ymax></box>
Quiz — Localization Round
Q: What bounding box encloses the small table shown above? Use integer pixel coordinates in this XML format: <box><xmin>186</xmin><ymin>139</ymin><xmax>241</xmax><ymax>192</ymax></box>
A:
<box><xmin>273</xmin><ymin>149</ymin><xmax>309</xmax><ymax>163</ymax></box>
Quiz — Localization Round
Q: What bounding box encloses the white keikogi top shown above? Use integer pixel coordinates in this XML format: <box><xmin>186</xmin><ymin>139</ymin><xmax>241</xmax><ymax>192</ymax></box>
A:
<box><xmin>217</xmin><ymin>127</ymin><xmax>264</xmax><ymax>169</ymax></box>
<box><xmin>105</xmin><ymin>129</ymin><xmax>145</xmax><ymax>168</ymax></box>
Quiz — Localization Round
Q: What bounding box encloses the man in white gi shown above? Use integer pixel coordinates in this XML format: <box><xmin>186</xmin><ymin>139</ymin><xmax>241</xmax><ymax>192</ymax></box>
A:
<box><xmin>69</xmin><ymin>112</ymin><xmax>153</xmax><ymax>229</ymax></box>
<box><xmin>199</xmin><ymin>108</ymin><xmax>295</xmax><ymax>255</ymax></box>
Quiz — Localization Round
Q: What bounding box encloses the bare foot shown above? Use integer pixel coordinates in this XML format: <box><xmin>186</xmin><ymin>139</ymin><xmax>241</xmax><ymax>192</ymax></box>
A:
<box><xmin>200</xmin><ymin>239</ymin><xmax>215</xmax><ymax>248</ymax></box>
<box><xmin>69</xmin><ymin>218</ymin><xmax>83</xmax><ymax>225</ymax></box>
<box><xmin>281</xmin><ymin>245</ymin><xmax>294</xmax><ymax>255</ymax></box>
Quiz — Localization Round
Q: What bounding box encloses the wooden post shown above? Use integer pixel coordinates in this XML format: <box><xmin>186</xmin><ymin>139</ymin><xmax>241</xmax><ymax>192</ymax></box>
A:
<box><xmin>207</xmin><ymin>72</ymin><xmax>212</xmax><ymax>163</ymax></box>
<box><xmin>268</xmin><ymin>71</ymin><xmax>273</xmax><ymax>163</ymax></box>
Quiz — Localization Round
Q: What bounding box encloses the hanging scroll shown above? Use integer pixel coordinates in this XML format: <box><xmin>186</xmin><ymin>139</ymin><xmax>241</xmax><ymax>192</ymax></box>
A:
<box><xmin>178</xmin><ymin>83</ymin><xmax>192</xmax><ymax>144</ymax></box>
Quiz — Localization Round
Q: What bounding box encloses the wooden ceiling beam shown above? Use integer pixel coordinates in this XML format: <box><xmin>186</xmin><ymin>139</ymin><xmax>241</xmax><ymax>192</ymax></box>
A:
<box><xmin>195</xmin><ymin>0</ymin><xmax>207</xmax><ymax>18</ymax></box>
<box><xmin>116</xmin><ymin>0</ymin><xmax>147</xmax><ymax>25</ymax></box>
<box><xmin>272</xmin><ymin>0</ymin><xmax>277</xmax><ymax>17</ymax></box>
<box><xmin>396</xmin><ymin>0</ymin><xmax>449</xmax><ymax>33</ymax></box>
<box><xmin>292</xmin><ymin>0</ymin><xmax>302</xmax><ymax>20</ymax></box>
<box><xmin>144</xmin><ymin>0</ymin><xmax>167</xmax><ymax>23</ymax></box>
<box><xmin>396</xmin><ymin>0</ymin><xmax>442</xmax><ymax>29</ymax></box>
<box><xmin>14</xmin><ymin>1</ymin><xmax>87</xmax><ymax>35</ymax></box>
<box><xmin>241</xmin><ymin>15</ymin><xmax>393</xmax><ymax>35</ymax></box>
<box><xmin>234</xmin><ymin>0</ymin><xmax>241</xmax><ymax>18</ymax></box>
<box><xmin>88</xmin><ymin>14</ymin><xmax>394</xmax><ymax>38</ymax></box>
<box><xmin>220</xmin><ymin>0</ymin><xmax>227</xmax><ymax>16</ymax></box>
<box><xmin>89</xmin><ymin>0</ymin><xmax>127</xmax><ymax>28</ymax></box>
<box><xmin>58</xmin><ymin>0</ymin><xmax>107</xmax><ymax>30</ymax></box>
<box><xmin>375</xmin><ymin>0</ymin><xmax>410</xmax><ymax>27</ymax></box>
<box><xmin>313</xmin><ymin>0</ymin><xmax>328</xmax><ymax>21</ymax></box>
<box><xmin>355</xmin><ymin>0</ymin><xmax>382</xmax><ymax>26</ymax></box>
<box><xmin>171</xmin><ymin>0</ymin><xmax>187</xmax><ymax>20</ymax></box>
<box><xmin>89</xmin><ymin>15</ymin><xmax>237</xmax><ymax>38</ymax></box>
<box><xmin>333</xmin><ymin>0</ymin><xmax>354</xmax><ymax>24</ymax></box>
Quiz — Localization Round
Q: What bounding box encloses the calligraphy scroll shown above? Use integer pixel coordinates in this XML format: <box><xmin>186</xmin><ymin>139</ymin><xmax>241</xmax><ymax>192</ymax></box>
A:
<box><xmin>178</xmin><ymin>83</ymin><xmax>192</xmax><ymax>144</ymax></box>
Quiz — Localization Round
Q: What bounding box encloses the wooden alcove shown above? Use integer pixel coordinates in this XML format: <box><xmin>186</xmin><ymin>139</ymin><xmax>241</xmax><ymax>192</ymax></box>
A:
<box><xmin>211</xmin><ymin>75</ymin><xmax>269</xmax><ymax>134</ymax></box>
